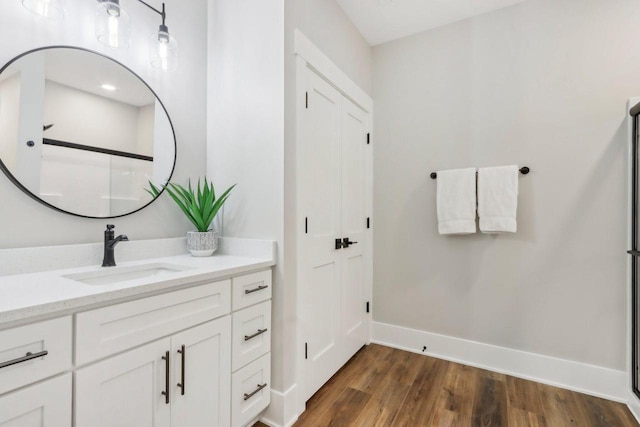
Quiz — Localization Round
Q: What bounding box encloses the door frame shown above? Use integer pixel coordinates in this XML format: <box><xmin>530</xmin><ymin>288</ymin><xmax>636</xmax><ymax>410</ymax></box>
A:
<box><xmin>293</xmin><ymin>29</ymin><xmax>374</xmax><ymax>417</ymax></box>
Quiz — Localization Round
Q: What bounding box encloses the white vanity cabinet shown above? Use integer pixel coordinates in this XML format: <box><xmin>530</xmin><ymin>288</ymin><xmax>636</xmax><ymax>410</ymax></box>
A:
<box><xmin>231</xmin><ymin>270</ymin><xmax>272</xmax><ymax>427</ymax></box>
<box><xmin>75</xmin><ymin>337</ymin><xmax>173</xmax><ymax>427</ymax></box>
<box><xmin>0</xmin><ymin>316</ymin><xmax>72</xmax><ymax>395</ymax></box>
<box><xmin>0</xmin><ymin>262</ymin><xmax>273</xmax><ymax>427</ymax></box>
<box><xmin>72</xmin><ymin>268</ymin><xmax>272</xmax><ymax>427</ymax></box>
<box><xmin>0</xmin><ymin>374</ymin><xmax>72</xmax><ymax>427</ymax></box>
<box><xmin>171</xmin><ymin>318</ymin><xmax>231</xmax><ymax>427</ymax></box>
<box><xmin>0</xmin><ymin>317</ymin><xmax>73</xmax><ymax>427</ymax></box>
<box><xmin>75</xmin><ymin>317</ymin><xmax>231</xmax><ymax>427</ymax></box>
<box><xmin>74</xmin><ymin>280</ymin><xmax>231</xmax><ymax>366</ymax></box>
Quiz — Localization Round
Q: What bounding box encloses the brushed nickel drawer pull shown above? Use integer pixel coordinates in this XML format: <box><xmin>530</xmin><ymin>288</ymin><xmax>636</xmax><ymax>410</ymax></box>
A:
<box><xmin>0</xmin><ymin>351</ymin><xmax>48</xmax><ymax>370</ymax></box>
<box><xmin>243</xmin><ymin>383</ymin><xmax>267</xmax><ymax>401</ymax></box>
<box><xmin>244</xmin><ymin>329</ymin><xmax>268</xmax><ymax>341</ymax></box>
<box><xmin>245</xmin><ymin>285</ymin><xmax>268</xmax><ymax>295</ymax></box>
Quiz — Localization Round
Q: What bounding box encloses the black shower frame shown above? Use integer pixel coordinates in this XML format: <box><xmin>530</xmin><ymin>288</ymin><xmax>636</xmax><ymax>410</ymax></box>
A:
<box><xmin>630</xmin><ymin>102</ymin><xmax>640</xmax><ymax>399</ymax></box>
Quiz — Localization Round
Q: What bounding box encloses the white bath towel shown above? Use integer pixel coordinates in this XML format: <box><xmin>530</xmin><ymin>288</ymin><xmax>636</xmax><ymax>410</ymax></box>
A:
<box><xmin>478</xmin><ymin>165</ymin><xmax>519</xmax><ymax>233</ymax></box>
<box><xmin>437</xmin><ymin>168</ymin><xmax>477</xmax><ymax>235</ymax></box>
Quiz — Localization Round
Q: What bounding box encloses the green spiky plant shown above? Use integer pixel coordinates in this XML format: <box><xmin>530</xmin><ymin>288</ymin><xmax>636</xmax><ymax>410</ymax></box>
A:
<box><xmin>147</xmin><ymin>178</ymin><xmax>235</xmax><ymax>232</ymax></box>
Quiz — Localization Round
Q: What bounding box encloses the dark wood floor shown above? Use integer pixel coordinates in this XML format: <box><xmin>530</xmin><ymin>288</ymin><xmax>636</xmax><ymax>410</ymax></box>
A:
<box><xmin>255</xmin><ymin>344</ymin><xmax>638</xmax><ymax>426</ymax></box>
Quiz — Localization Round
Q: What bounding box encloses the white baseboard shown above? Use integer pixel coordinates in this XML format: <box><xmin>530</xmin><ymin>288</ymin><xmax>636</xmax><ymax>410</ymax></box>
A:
<box><xmin>260</xmin><ymin>384</ymin><xmax>299</xmax><ymax>427</ymax></box>
<box><xmin>372</xmin><ymin>321</ymin><xmax>628</xmax><ymax>403</ymax></box>
<box><xmin>627</xmin><ymin>390</ymin><xmax>640</xmax><ymax>424</ymax></box>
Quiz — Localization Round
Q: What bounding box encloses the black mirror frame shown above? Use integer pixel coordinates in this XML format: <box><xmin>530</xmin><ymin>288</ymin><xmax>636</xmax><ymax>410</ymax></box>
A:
<box><xmin>0</xmin><ymin>45</ymin><xmax>177</xmax><ymax>219</ymax></box>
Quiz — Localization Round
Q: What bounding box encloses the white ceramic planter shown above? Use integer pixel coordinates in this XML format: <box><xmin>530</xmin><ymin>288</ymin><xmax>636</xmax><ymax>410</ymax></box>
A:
<box><xmin>186</xmin><ymin>230</ymin><xmax>218</xmax><ymax>257</ymax></box>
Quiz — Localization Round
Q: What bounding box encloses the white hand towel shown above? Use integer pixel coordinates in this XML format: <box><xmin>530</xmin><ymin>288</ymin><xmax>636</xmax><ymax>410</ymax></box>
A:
<box><xmin>478</xmin><ymin>165</ymin><xmax>519</xmax><ymax>233</ymax></box>
<box><xmin>437</xmin><ymin>168</ymin><xmax>477</xmax><ymax>235</ymax></box>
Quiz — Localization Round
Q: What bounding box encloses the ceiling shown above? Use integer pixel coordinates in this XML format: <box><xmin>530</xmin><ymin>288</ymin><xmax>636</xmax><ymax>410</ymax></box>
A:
<box><xmin>336</xmin><ymin>0</ymin><xmax>527</xmax><ymax>46</ymax></box>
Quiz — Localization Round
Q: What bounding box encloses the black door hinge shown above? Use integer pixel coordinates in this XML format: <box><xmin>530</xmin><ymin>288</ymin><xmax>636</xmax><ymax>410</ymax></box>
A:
<box><xmin>366</xmin><ymin>301</ymin><xmax>370</xmax><ymax>313</ymax></box>
<box><xmin>305</xmin><ymin>92</ymin><xmax>308</xmax><ymax>109</ymax></box>
<box><xmin>305</xmin><ymin>217</ymin><xmax>308</xmax><ymax>234</ymax></box>
<box><xmin>367</xmin><ymin>217</ymin><xmax>370</xmax><ymax>229</ymax></box>
<box><xmin>367</xmin><ymin>133</ymin><xmax>370</xmax><ymax>144</ymax></box>
<box><xmin>305</xmin><ymin>342</ymin><xmax>308</xmax><ymax>359</ymax></box>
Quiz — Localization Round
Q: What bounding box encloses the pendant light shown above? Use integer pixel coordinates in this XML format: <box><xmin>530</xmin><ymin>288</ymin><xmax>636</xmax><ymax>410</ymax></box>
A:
<box><xmin>95</xmin><ymin>0</ymin><xmax>131</xmax><ymax>49</ymax></box>
<box><xmin>149</xmin><ymin>4</ymin><xmax>178</xmax><ymax>72</ymax></box>
<box><xmin>94</xmin><ymin>0</ymin><xmax>177</xmax><ymax>72</ymax></box>
<box><xmin>21</xmin><ymin>0</ymin><xmax>65</xmax><ymax>20</ymax></box>
<box><xmin>24</xmin><ymin>0</ymin><xmax>177</xmax><ymax>71</ymax></box>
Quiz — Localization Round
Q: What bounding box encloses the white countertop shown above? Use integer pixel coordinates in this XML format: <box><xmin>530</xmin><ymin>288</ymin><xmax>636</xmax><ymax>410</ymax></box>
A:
<box><xmin>0</xmin><ymin>238</ymin><xmax>276</xmax><ymax>327</ymax></box>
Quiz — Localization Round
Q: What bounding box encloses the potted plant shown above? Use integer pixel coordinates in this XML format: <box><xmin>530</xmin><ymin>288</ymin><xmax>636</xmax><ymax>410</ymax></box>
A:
<box><xmin>148</xmin><ymin>178</ymin><xmax>235</xmax><ymax>257</ymax></box>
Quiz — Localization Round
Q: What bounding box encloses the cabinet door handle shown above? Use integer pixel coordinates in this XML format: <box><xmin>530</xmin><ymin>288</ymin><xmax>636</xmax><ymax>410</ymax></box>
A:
<box><xmin>161</xmin><ymin>351</ymin><xmax>170</xmax><ymax>404</ymax></box>
<box><xmin>177</xmin><ymin>345</ymin><xmax>185</xmax><ymax>396</ymax></box>
<box><xmin>243</xmin><ymin>383</ymin><xmax>268</xmax><ymax>401</ymax></box>
<box><xmin>0</xmin><ymin>351</ymin><xmax>48</xmax><ymax>370</ymax></box>
<box><xmin>244</xmin><ymin>328</ymin><xmax>268</xmax><ymax>341</ymax></box>
<box><xmin>245</xmin><ymin>285</ymin><xmax>268</xmax><ymax>294</ymax></box>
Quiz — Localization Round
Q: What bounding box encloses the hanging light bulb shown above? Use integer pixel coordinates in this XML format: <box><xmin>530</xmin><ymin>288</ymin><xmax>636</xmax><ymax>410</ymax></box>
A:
<box><xmin>21</xmin><ymin>0</ymin><xmax>65</xmax><ymax>20</ymax></box>
<box><xmin>150</xmin><ymin>24</ymin><xmax>178</xmax><ymax>72</ymax></box>
<box><xmin>95</xmin><ymin>0</ymin><xmax>130</xmax><ymax>49</ymax></box>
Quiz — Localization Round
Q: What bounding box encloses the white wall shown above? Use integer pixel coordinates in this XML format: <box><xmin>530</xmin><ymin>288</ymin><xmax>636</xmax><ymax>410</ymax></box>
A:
<box><xmin>0</xmin><ymin>0</ymin><xmax>207</xmax><ymax>245</ymax></box>
<box><xmin>285</xmin><ymin>0</ymin><xmax>372</xmax><ymax>96</ymax></box>
<box><xmin>372</xmin><ymin>0</ymin><xmax>640</xmax><ymax>371</ymax></box>
<box><xmin>207</xmin><ymin>0</ymin><xmax>286</xmax><ymax>397</ymax></box>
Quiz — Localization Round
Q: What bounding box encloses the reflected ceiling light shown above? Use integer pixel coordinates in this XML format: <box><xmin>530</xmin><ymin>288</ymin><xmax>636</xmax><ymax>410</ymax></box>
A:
<box><xmin>101</xmin><ymin>83</ymin><xmax>117</xmax><ymax>91</ymax></box>
<box><xmin>21</xmin><ymin>0</ymin><xmax>65</xmax><ymax>20</ymax></box>
<box><xmin>94</xmin><ymin>0</ymin><xmax>178</xmax><ymax>72</ymax></box>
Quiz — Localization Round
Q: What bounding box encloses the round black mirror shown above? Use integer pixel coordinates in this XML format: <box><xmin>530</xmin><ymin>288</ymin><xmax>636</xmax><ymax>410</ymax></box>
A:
<box><xmin>0</xmin><ymin>46</ymin><xmax>176</xmax><ymax>218</ymax></box>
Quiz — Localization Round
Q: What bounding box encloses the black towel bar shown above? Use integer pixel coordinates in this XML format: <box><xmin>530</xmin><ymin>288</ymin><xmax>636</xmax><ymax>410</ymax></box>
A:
<box><xmin>430</xmin><ymin>167</ymin><xmax>530</xmax><ymax>180</ymax></box>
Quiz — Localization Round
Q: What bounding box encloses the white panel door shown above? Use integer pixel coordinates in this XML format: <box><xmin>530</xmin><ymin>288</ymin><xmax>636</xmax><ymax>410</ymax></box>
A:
<box><xmin>171</xmin><ymin>317</ymin><xmax>231</xmax><ymax>427</ymax></box>
<box><xmin>300</xmin><ymin>67</ymin><xmax>371</xmax><ymax>403</ymax></box>
<box><xmin>0</xmin><ymin>374</ymin><xmax>71</xmax><ymax>427</ymax></box>
<box><xmin>300</xmin><ymin>68</ymin><xmax>344</xmax><ymax>402</ymax></box>
<box><xmin>339</xmin><ymin>97</ymin><xmax>369</xmax><ymax>362</ymax></box>
<box><xmin>75</xmin><ymin>338</ymin><xmax>171</xmax><ymax>427</ymax></box>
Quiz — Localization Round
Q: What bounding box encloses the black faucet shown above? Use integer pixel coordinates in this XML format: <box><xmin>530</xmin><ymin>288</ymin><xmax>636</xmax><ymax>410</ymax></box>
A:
<box><xmin>102</xmin><ymin>224</ymin><xmax>129</xmax><ymax>267</ymax></box>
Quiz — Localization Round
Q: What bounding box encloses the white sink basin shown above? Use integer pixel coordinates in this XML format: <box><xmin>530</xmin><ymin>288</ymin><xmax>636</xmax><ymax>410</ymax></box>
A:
<box><xmin>63</xmin><ymin>263</ymin><xmax>194</xmax><ymax>286</ymax></box>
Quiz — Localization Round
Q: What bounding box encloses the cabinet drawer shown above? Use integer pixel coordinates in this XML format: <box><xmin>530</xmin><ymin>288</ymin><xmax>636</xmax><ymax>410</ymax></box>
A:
<box><xmin>232</xmin><ymin>301</ymin><xmax>271</xmax><ymax>371</ymax></box>
<box><xmin>0</xmin><ymin>373</ymin><xmax>72</xmax><ymax>426</ymax></box>
<box><xmin>76</xmin><ymin>280</ymin><xmax>231</xmax><ymax>365</ymax></box>
<box><xmin>232</xmin><ymin>353</ymin><xmax>271</xmax><ymax>427</ymax></box>
<box><xmin>232</xmin><ymin>270</ymin><xmax>272</xmax><ymax>311</ymax></box>
<box><xmin>0</xmin><ymin>316</ymin><xmax>72</xmax><ymax>394</ymax></box>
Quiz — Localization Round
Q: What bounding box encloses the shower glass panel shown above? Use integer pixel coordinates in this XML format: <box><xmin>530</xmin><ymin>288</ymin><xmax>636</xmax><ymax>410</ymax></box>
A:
<box><xmin>632</xmin><ymin>113</ymin><xmax>640</xmax><ymax>398</ymax></box>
